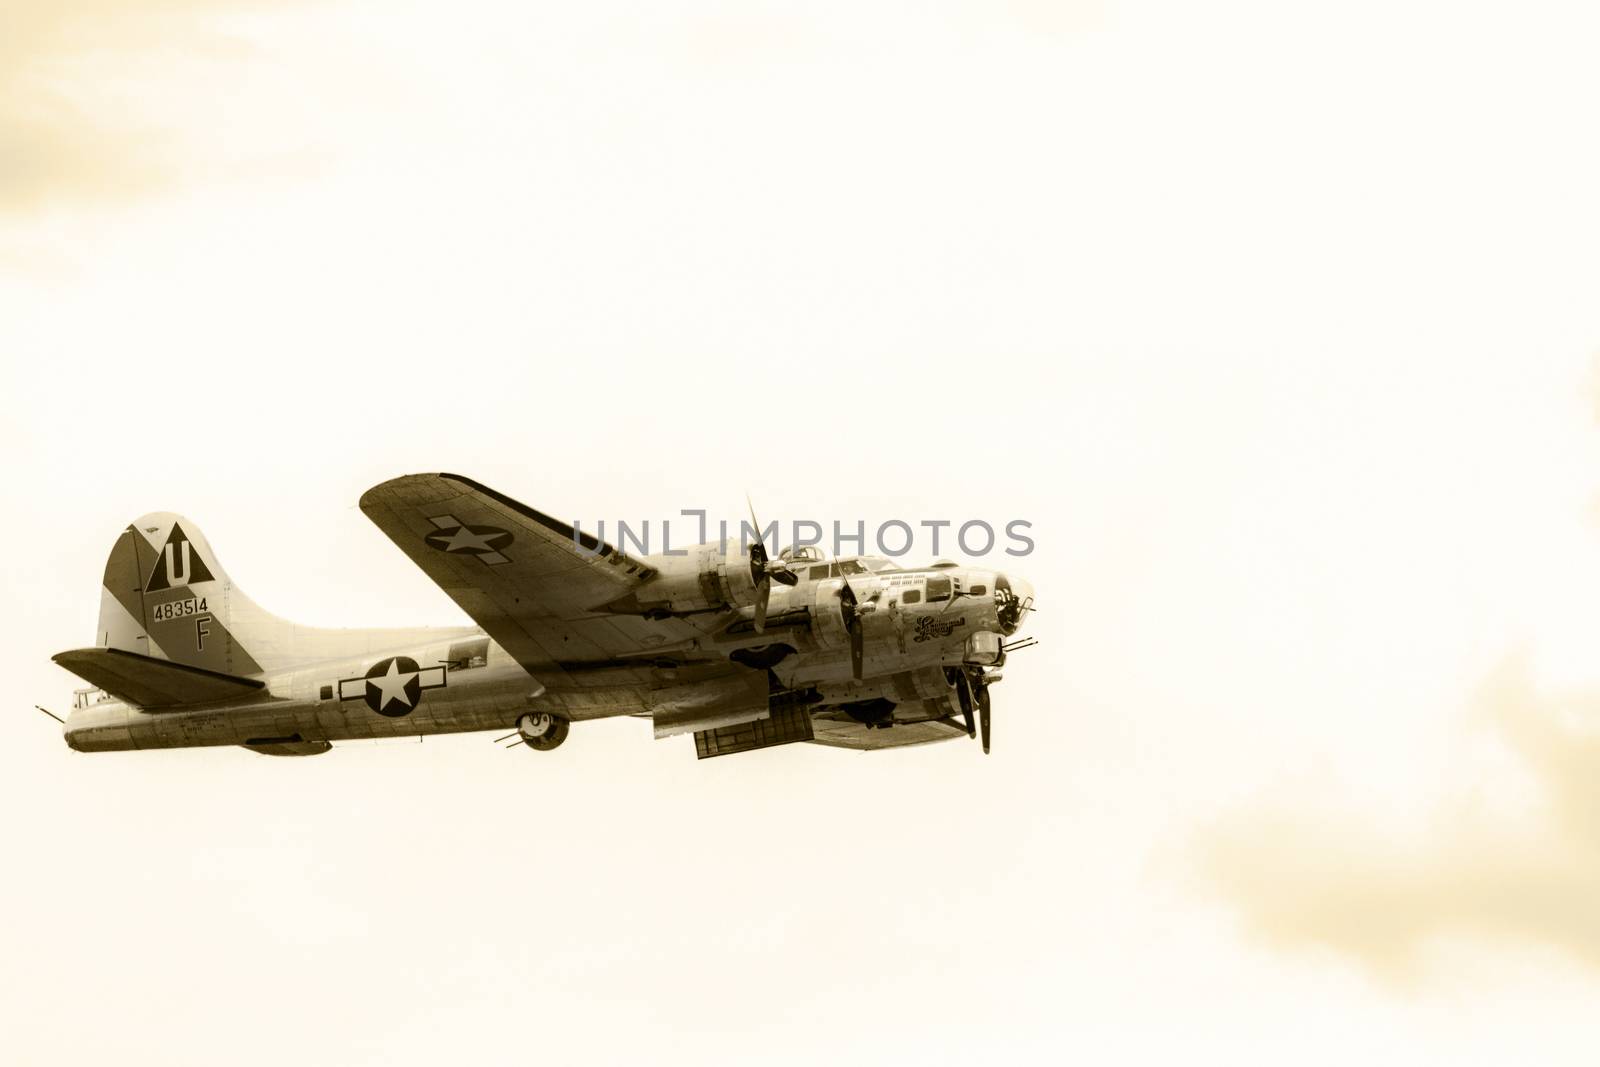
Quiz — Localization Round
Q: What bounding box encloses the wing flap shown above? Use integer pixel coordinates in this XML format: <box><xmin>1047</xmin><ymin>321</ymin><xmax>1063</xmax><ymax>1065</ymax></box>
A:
<box><xmin>53</xmin><ymin>647</ymin><xmax>266</xmax><ymax>709</ymax></box>
<box><xmin>242</xmin><ymin>737</ymin><xmax>332</xmax><ymax>756</ymax></box>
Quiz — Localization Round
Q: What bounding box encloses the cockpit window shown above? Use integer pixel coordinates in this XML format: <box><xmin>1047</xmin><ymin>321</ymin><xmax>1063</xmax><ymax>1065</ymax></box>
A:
<box><xmin>801</xmin><ymin>558</ymin><xmax>869</xmax><ymax>579</ymax></box>
<box><xmin>926</xmin><ymin>576</ymin><xmax>952</xmax><ymax>602</ymax></box>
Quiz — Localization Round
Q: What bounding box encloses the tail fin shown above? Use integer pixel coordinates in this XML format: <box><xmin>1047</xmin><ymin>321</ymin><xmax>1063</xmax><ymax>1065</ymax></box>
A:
<box><xmin>97</xmin><ymin>513</ymin><xmax>279</xmax><ymax>676</ymax></box>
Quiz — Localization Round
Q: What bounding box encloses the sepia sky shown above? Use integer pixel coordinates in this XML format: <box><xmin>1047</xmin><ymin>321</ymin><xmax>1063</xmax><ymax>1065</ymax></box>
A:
<box><xmin>4</xmin><ymin>2</ymin><xmax>1600</xmax><ymax>1064</ymax></box>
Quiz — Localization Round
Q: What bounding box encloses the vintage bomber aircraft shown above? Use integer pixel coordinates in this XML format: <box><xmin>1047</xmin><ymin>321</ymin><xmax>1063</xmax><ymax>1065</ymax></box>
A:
<box><xmin>51</xmin><ymin>474</ymin><xmax>1035</xmax><ymax>759</ymax></box>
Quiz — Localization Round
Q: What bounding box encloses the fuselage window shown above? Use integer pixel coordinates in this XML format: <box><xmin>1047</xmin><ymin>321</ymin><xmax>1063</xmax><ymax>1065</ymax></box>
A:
<box><xmin>838</xmin><ymin>559</ymin><xmax>867</xmax><ymax>576</ymax></box>
<box><xmin>319</xmin><ymin>684</ymin><xmax>333</xmax><ymax>701</ymax></box>
<box><xmin>970</xmin><ymin>584</ymin><xmax>987</xmax><ymax>596</ymax></box>
<box><xmin>926</xmin><ymin>576</ymin><xmax>952</xmax><ymax>602</ymax></box>
<box><xmin>901</xmin><ymin>588</ymin><xmax>922</xmax><ymax>604</ymax></box>
<box><xmin>809</xmin><ymin>564</ymin><xmax>835</xmax><ymax>581</ymax></box>
<box><xmin>447</xmin><ymin>636</ymin><xmax>490</xmax><ymax>671</ymax></box>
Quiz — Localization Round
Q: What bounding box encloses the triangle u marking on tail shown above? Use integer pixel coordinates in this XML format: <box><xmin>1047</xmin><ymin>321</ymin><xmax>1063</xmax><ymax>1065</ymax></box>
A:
<box><xmin>143</xmin><ymin>522</ymin><xmax>215</xmax><ymax>592</ymax></box>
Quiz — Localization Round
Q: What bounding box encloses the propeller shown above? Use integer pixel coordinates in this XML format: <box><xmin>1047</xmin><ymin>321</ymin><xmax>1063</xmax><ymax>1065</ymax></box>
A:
<box><xmin>746</xmin><ymin>499</ymin><xmax>798</xmax><ymax>633</ymax></box>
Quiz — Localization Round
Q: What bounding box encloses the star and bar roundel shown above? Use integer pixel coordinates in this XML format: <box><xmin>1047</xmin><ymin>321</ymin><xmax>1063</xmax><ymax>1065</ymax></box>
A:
<box><xmin>338</xmin><ymin>656</ymin><xmax>447</xmax><ymax>717</ymax></box>
<box><xmin>424</xmin><ymin>514</ymin><xmax>513</xmax><ymax>566</ymax></box>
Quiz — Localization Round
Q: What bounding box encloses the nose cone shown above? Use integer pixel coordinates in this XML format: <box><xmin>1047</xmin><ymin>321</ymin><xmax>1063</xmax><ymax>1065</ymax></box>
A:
<box><xmin>1011</xmin><ymin>575</ymin><xmax>1034</xmax><ymax>616</ymax></box>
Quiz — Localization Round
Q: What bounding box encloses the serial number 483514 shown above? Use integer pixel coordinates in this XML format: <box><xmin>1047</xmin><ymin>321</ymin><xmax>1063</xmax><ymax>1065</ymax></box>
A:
<box><xmin>151</xmin><ymin>596</ymin><xmax>208</xmax><ymax>622</ymax></box>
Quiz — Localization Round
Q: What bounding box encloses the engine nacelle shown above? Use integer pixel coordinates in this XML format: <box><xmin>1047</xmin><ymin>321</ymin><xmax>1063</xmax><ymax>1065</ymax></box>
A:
<box><xmin>611</xmin><ymin>541</ymin><xmax>763</xmax><ymax>616</ymax></box>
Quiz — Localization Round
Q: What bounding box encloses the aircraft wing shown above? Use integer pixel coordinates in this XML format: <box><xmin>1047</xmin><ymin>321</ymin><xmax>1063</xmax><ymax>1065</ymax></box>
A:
<box><xmin>806</xmin><ymin>713</ymin><xmax>971</xmax><ymax>751</ymax></box>
<box><xmin>359</xmin><ymin>473</ymin><xmax>707</xmax><ymax>676</ymax></box>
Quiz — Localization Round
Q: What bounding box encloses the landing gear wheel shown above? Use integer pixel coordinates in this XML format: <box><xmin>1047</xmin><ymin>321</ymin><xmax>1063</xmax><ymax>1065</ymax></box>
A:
<box><xmin>517</xmin><ymin>711</ymin><xmax>570</xmax><ymax>751</ymax></box>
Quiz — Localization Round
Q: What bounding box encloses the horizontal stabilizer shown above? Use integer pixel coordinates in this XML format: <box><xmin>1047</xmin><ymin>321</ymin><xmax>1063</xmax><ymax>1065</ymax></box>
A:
<box><xmin>52</xmin><ymin>647</ymin><xmax>266</xmax><ymax>709</ymax></box>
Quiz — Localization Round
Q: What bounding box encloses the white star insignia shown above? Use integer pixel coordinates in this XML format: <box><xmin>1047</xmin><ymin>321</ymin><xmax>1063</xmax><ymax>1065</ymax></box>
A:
<box><xmin>368</xmin><ymin>658</ymin><xmax>418</xmax><ymax>712</ymax></box>
<box><xmin>425</xmin><ymin>515</ymin><xmax>511</xmax><ymax>565</ymax></box>
<box><xmin>441</xmin><ymin>526</ymin><xmax>501</xmax><ymax>554</ymax></box>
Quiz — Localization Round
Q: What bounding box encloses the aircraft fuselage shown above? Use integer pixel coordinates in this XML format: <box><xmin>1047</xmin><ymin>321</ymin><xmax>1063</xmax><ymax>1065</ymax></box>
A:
<box><xmin>63</xmin><ymin>561</ymin><xmax>1022</xmax><ymax>753</ymax></box>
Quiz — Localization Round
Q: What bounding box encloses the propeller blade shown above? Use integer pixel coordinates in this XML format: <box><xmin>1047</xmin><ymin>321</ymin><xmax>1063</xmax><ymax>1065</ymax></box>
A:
<box><xmin>753</xmin><ymin>576</ymin><xmax>770</xmax><ymax>634</ymax></box>
<box><xmin>745</xmin><ymin>496</ymin><xmax>795</xmax><ymax>607</ymax></box>
<box><xmin>978</xmin><ymin>683</ymin><xmax>992</xmax><ymax>755</ymax></box>
<box><xmin>956</xmin><ymin>674</ymin><xmax>976</xmax><ymax>738</ymax></box>
<box><xmin>746</xmin><ymin>496</ymin><xmax>771</xmax><ymax>580</ymax></box>
<box><xmin>746</xmin><ymin>499</ymin><xmax>772</xmax><ymax>633</ymax></box>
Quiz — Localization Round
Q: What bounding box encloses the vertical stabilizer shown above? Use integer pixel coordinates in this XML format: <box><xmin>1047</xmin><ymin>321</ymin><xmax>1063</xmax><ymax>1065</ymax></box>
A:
<box><xmin>98</xmin><ymin>514</ymin><xmax>266</xmax><ymax>676</ymax></box>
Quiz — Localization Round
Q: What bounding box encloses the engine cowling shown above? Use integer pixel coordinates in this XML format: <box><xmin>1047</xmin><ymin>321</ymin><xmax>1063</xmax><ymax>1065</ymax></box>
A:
<box><xmin>612</xmin><ymin>541</ymin><xmax>766</xmax><ymax>617</ymax></box>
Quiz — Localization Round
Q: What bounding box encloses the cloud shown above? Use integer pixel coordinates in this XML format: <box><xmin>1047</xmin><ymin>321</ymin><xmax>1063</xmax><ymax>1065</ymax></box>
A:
<box><xmin>4</xmin><ymin>3</ymin><xmax>173</xmax><ymax>210</ymax></box>
<box><xmin>0</xmin><ymin>1</ymin><xmax>310</xmax><ymax>214</ymax></box>
<box><xmin>1196</xmin><ymin>655</ymin><xmax>1600</xmax><ymax>976</ymax></box>
<box><xmin>0</xmin><ymin>1</ymin><xmax>1108</xmax><ymax>217</ymax></box>
<box><xmin>1</xmin><ymin>91</ymin><xmax>166</xmax><ymax>211</ymax></box>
